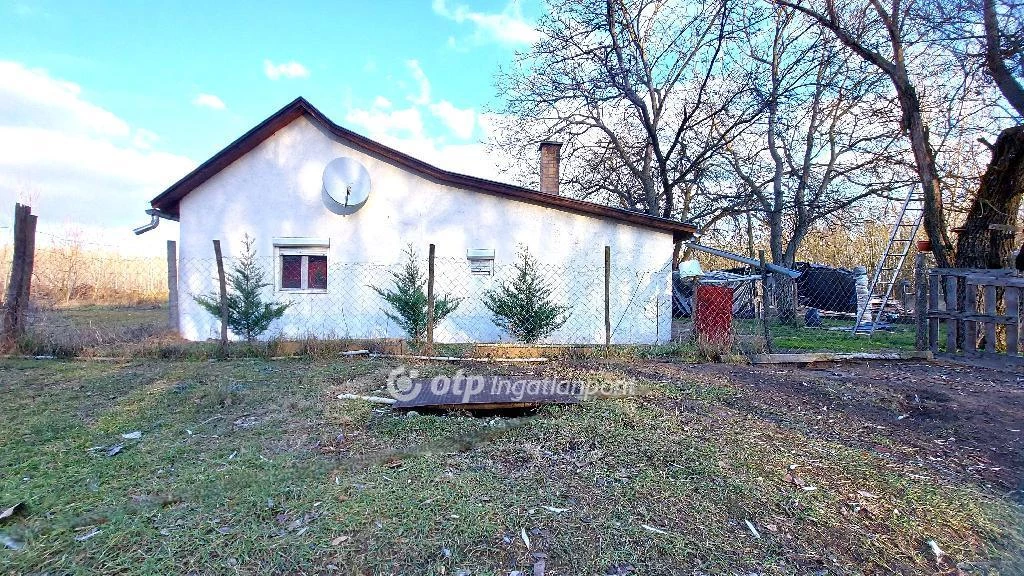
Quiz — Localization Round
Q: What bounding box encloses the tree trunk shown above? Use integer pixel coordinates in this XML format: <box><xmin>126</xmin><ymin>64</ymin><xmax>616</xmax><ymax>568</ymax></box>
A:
<box><xmin>898</xmin><ymin>82</ymin><xmax>952</xmax><ymax>268</ymax></box>
<box><xmin>954</xmin><ymin>125</ymin><xmax>1024</xmax><ymax>268</ymax></box>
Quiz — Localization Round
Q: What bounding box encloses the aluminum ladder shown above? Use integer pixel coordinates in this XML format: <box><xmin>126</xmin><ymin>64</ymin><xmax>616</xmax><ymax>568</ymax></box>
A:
<box><xmin>852</xmin><ymin>190</ymin><xmax>925</xmax><ymax>335</ymax></box>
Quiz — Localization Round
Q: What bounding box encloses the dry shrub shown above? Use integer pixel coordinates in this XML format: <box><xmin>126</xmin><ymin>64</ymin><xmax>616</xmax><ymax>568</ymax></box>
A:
<box><xmin>0</xmin><ymin>243</ymin><xmax>167</xmax><ymax>307</ymax></box>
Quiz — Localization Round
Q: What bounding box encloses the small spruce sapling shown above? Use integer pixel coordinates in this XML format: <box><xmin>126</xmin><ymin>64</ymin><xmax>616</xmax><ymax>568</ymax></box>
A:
<box><xmin>195</xmin><ymin>235</ymin><xmax>290</xmax><ymax>341</ymax></box>
<box><xmin>372</xmin><ymin>245</ymin><xmax>461</xmax><ymax>341</ymax></box>
<box><xmin>482</xmin><ymin>247</ymin><xmax>570</xmax><ymax>343</ymax></box>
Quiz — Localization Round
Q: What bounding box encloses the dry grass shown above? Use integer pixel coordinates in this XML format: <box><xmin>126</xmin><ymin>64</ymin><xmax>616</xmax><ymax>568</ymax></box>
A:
<box><xmin>0</xmin><ymin>244</ymin><xmax>167</xmax><ymax>307</ymax></box>
<box><xmin>0</xmin><ymin>357</ymin><xmax>1021</xmax><ymax>575</ymax></box>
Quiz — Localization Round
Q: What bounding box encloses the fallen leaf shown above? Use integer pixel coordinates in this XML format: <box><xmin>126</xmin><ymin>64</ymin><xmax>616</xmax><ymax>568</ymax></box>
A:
<box><xmin>641</xmin><ymin>524</ymin><xmax>668</xmax><ymax>535</ymax></box>
<box><xmin>521</xmin><ymin>527</ymin><xmax>531</xmax><ymax>549</ymax></box>
<box><xmin>106</xmin><ymin>444</ymin><xmax>124</xmax><ymax>457</ymax></box>
<box><xmin>0</xmin><ymin>503</ymin><xmax>25</xmax><ymax>522</ymax></box>
<box><xmin>330</xmin><ymin>535</ymin><xmax>350</xmax><ymax>545</ymax></box>
<box><xmin>75</xmin><ymin>528</ymin><xmax>102</xmax><ymax>542</ymax></box>
<box><xmin>744</xmin><ymin>520</ymin><xmax>761</xmax><ymax>539</ymax></box>
<box><xmin>121</xmin><ymin>431</ymin><xmax>142</xmax><ymax>440</ymax></box>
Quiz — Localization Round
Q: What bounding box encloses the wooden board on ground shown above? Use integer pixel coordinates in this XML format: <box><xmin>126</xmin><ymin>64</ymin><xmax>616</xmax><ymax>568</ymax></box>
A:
<box><xmin>391</xmin><ymin>377</ymin><xmax>584</xmax><ymax>411</ymax></box>
<box><xmin>749</xmin><ymin>351</ymin><xmax>933</xmax><ymax>364</ymax></box>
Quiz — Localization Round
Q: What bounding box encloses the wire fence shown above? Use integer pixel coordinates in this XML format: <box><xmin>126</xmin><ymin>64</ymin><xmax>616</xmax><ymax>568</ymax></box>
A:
<box><xmin>1</xmin><ymin>242</ymin><xmax>936</xmax><ymax>357</ymax></box>
<box><xmin>674</xmin><ymin>261</ymin><xmax>926</xmax><ymax>356</ymax></box>
<box><xmin>175</xmin><ymin>254</ymin><xmax>672</xmax><ymax>346</ymax></box>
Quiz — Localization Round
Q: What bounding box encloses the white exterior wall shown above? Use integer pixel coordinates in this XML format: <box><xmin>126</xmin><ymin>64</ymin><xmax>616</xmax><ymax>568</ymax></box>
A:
<box><xmin>177</xmin><ymin>116</ymin><xmax>674</xmax><ymax>343</ymax></box>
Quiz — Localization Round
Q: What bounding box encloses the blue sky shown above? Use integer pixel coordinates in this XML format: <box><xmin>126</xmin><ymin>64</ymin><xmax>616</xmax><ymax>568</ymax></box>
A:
<box><xmin>0</xmin><ymin>0</ymin><xmax>541</xmax><ymax>251</ymax></box>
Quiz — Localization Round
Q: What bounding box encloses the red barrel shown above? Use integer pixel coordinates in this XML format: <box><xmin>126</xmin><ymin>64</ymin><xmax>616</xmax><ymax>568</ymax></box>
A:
<box><xmin>695</xmin><ymin>285</ymin><xmax>733</xmax><ymax>346</ymax></box>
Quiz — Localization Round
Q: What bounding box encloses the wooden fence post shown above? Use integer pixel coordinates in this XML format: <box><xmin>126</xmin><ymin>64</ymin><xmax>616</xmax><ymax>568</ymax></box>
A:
<box><xmin>425</xmin><ymin>243</ymin><xmax>436</xmax><ymax>355</ymax></box>
<box><xmin>604</xmin><ymin>245</ymin><xmax>611</xmax><ymax>352</ymax></box>
<box><xmin>2</xmin><ymin>204</ymin><xmax>36</xmax><ymax>349</ymax></box>
<box><xmin>759</xmin><ymin>250</ymin><xmax>775</xmax><ymax>354</ymax></box>
<box><xmin>166</xmin><ymin>240</ymin><xmax>179</xmax><ymax>333</ymax></box>
<box><xmin>928</xmin><ymin>271</ymin><xmax>939</xmax><ymax>354</ymax></box>
<box><xmin>914</xmin><ymin>252</ymin><xmax>927</xmax><ymax>351</ymax></box>
<box><xmin>213</xmin><ymin>240</ymin><xmax>228</xmax><ymax>352</ymax></box>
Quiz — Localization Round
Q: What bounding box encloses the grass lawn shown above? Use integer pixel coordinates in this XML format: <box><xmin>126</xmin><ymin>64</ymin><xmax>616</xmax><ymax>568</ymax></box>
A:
<box><xmin>0</xmin><ymin>357</ymin><xmax>1021</xmax><ymax>574</ymax></box>
<box><xmin>767</xmin><ymin>319</ymin><xmax>919</xmax><ymax>353</ymax></box>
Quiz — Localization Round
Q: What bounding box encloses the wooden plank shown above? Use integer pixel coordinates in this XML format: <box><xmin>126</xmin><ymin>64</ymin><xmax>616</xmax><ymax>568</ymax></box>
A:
<box><xmin>927</xmin><ymin>312</ymin><xmax>1018</xmax><ymax>324</ymax></box>
<box><xmin>1005</xmin><ymin>287</ymin><xmax>1019</xmax><ymax>356</ymax></box>
<box><xmin>944</xmin><ymin>275</ymin><xmax>958</xmax><ymax>353</ymax></box>
<box><xmin>932</xmin><ymin>268</ymin><xmax>1017</xmax><ymax>277</ymax></box>
<box><xmin>749</xmin><ymin>351</ymin><xmax>933</xmax><ymax>364</ymax></box>
<box><xmin>425</xmin><ymin>243</ymin><xmax>436</xmax><ymax>355</ymax></box>
<box><xmin>984</xmin><ymin>284</ymin><xmax>997</xmax><ymax>353</ymax></box>
<box><xmin>212</xmin><ymin>239</ymin><xmax>228</xmax><ymax>349</ymax></box>
<box><xmin>964</xmin><ymin>281</ymin><xmax>978</xmax><ymax>353</ymax></box>
<box><xmin>914</xmin><ymin>253</ymin><xmax>927</xmax><ymax>351</ymax></box>
<box><xmin>928</xmin><ymin>272</ymin><xmax>939</xmax><ymax>355</ymax></box>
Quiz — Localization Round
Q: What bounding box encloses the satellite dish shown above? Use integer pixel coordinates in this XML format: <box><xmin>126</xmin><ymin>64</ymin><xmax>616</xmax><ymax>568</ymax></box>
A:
<box><xmin>322</xmin><ymin>157</ymin><xmax>371</xmax><ymax>215</ymax></box>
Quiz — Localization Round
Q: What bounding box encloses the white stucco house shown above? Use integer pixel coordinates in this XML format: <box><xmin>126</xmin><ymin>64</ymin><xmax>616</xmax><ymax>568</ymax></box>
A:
<box><xmin>141</xmin><ymin>97</ymin><xmax>695</xmax><ymax>343</ymax></box>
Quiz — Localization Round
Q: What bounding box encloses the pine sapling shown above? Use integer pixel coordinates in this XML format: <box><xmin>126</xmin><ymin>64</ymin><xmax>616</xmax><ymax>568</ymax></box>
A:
<box><xmin>482</xmin><ymin>247</ymin><xmax>570</xmax><ymax>343</ymax></box>
<box><xmin>195</xmin><ymin>235</ymin><xmax>290</xmax><ymax>341</ymax></box>
<box><xmin>372</xmin><ymin>245</ymin><xmax>461</xmax><ymax>340</ymax></box>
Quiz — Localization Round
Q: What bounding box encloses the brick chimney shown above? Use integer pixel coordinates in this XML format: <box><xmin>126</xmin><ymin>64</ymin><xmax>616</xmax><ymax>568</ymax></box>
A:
<box><xmin>539</xmin><ymin>141</ymin><xmax>562</xmax><ymax>195</ymax></box>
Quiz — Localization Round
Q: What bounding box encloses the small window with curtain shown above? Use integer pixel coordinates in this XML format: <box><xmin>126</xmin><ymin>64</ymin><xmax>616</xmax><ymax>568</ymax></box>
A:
<box><xmin>273</xmin><ymin>238</ymin><xmax>330</xmax><ymax>293</ymax></box>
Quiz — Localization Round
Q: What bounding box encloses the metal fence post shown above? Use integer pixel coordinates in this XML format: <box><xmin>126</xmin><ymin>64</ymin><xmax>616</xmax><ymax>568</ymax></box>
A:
<box><xmin>914</xmin><ymin>252</ymin><xmax>927</xmax><ymax>351</ymax></box>
<box><xmin>426</xmin><ymin>243</ymin><xmax>436</xmax><ymax>355</ymax></box>
<box><xmin>212</xmin><ymin>239</ymin><xmax>228</xmax><ymax>352</ymax></box>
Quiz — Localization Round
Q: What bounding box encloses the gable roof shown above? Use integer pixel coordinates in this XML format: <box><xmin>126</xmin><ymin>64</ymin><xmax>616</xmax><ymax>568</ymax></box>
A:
<box><xmin>149</xmin><ymin>97</ymin><xmax>696</xmax><ymax>240</ymax></box>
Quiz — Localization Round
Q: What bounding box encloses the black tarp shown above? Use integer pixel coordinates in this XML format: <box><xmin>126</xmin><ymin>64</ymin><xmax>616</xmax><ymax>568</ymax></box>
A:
<box><xmin>794</xmin><ymin>262</ymin><xmax>863</xmax><ymax>313</ymax></box>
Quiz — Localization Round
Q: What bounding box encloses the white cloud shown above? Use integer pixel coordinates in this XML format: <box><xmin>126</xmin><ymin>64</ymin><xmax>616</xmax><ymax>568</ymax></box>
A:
<box><xmin>372</xmin><ymin>95</ymin><xmax>392</xmax><ymax>109</ymax></box>
<box><xmin>432</xmin><ymin>0</ymin><xmax>540</xmax><ymax>46</ymax></box>
<box><xmin>405</xmin><ymin>60</ymin><xmax>431</xmax><ymax>105</ymax></box>
<box><xmin>344</xmin><ymin>96</ymin><xmax>504</xmax><ymax>180</ymax></box>
<box><xmin>429</xmin><ymin>100</ymin><xmax>475</xmax><ymax>139</ymax></box>
<box><xmin>263</xmin><ymin>59</ymin><xmax>309</xmax><ymax>80</ymax></box>
<box><xmin>192</xmin><ymin>93</ymin><xmax>226</xmax><ymax>110</ymax></box>
<box><xmin>345</xmin><ymin>100</ymin><xmax>425</xmax><ymax>140</ymax></box>
<box><xmin>0</xmin><ymin>60</ymin><xmax>194</xmax><ymax>254</ymax></box>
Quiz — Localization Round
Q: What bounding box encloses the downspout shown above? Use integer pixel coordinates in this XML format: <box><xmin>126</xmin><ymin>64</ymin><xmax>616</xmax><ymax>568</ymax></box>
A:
<box><xmin>133</xmin><ymin>208</ymin><xmax>178</xmax><ymax>235</ymax></box>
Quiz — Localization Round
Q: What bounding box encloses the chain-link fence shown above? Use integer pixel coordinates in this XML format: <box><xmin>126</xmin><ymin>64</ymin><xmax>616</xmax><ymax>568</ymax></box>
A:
<box><xmin>2</xmin><ymin>239</ymin><xmax>934</xmax><ymax>357</ymax></box>
<box><xmin>174</xmin><ymin>253</ymin><xmax>672</xmax><ymax>346</ymax></box>
<box><xmin>674</xmin><ymin>261</ymin><xmax>926</xmax><ymax>356</ymax></box>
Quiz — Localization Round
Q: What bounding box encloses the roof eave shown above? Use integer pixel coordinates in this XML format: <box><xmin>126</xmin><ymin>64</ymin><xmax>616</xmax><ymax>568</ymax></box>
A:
<box><xmin>150</xmin><ymin>97</ymin><xmax>696</xmax><ymax>237</ymax></box>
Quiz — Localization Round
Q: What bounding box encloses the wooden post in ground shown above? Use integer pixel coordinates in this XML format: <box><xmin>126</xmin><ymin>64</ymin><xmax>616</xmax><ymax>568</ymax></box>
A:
<box><xmin>166</xmin><ymin>240</ymin><xmax>179</xmax><ymax>333</ymax></box>
<box><xmin>759</xmin><ymin>250</ymin><xmax>774</xmax><ymax>354</ymax></box>
<box><xmin>928</xmin><ymin>272</ymin><xmax>940</xmax><ymax>355</ymax></box>
<box><xmin>604</xmin><ymin>245</ymin><xmax>611</xmax><ymax>353</ymax></box>
<box><xmin>914</xmin><ymin>252</ymin><xmax>927</xmax><ymax>351</ymax></box>
<box><xmin>213</xmin><ymin>239</ymin><xmax>228</xmax><ymax>352</ymax></box>
<box><xmin>2</xmin><ymin>204</ymin><xmax>37</xmax><ymax>349</ymax></box>
<box><xmin>425</xmin><ymin>243</ymin><xmax>436</xmax><ymax>355</ymax></box>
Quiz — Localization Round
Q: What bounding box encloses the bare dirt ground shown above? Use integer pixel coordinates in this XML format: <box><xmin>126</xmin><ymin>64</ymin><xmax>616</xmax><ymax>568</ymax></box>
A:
<box><xmin>633</xmin><ymin>359</ymin><xmax>1024</xmax><ymax>497</ymax></box>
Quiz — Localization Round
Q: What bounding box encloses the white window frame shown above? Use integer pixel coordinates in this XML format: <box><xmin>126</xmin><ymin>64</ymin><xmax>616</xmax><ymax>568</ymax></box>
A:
<box><xmin>273</xmin><ymin>238</ymin><xmax>330</xmax><ymax>294</ymax></box>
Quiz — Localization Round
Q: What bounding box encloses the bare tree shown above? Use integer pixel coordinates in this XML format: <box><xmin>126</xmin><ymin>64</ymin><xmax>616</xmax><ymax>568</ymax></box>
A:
<box><xmin>929</xmin><ymin>0</ymin><xmax>1024</xmax><ymax>267</ymax></box>
<box><xmin>775</xmin><ymin>0</ymin><xmax>959</xmax><ymax>266</ymax></box>
<box><xmin>728</xmin><ymin>7</ymin><xmax>903</xmax><ymax>269</ymax></box>
<box><xmin>493</xmin><ymin>0</ymin><xmax>762</xmax><ymax>231</ymax></box>
<box><xmin>723</xmin><ymin>6</ymin><xmax>905</xmax><ymax>319</ymax></box>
